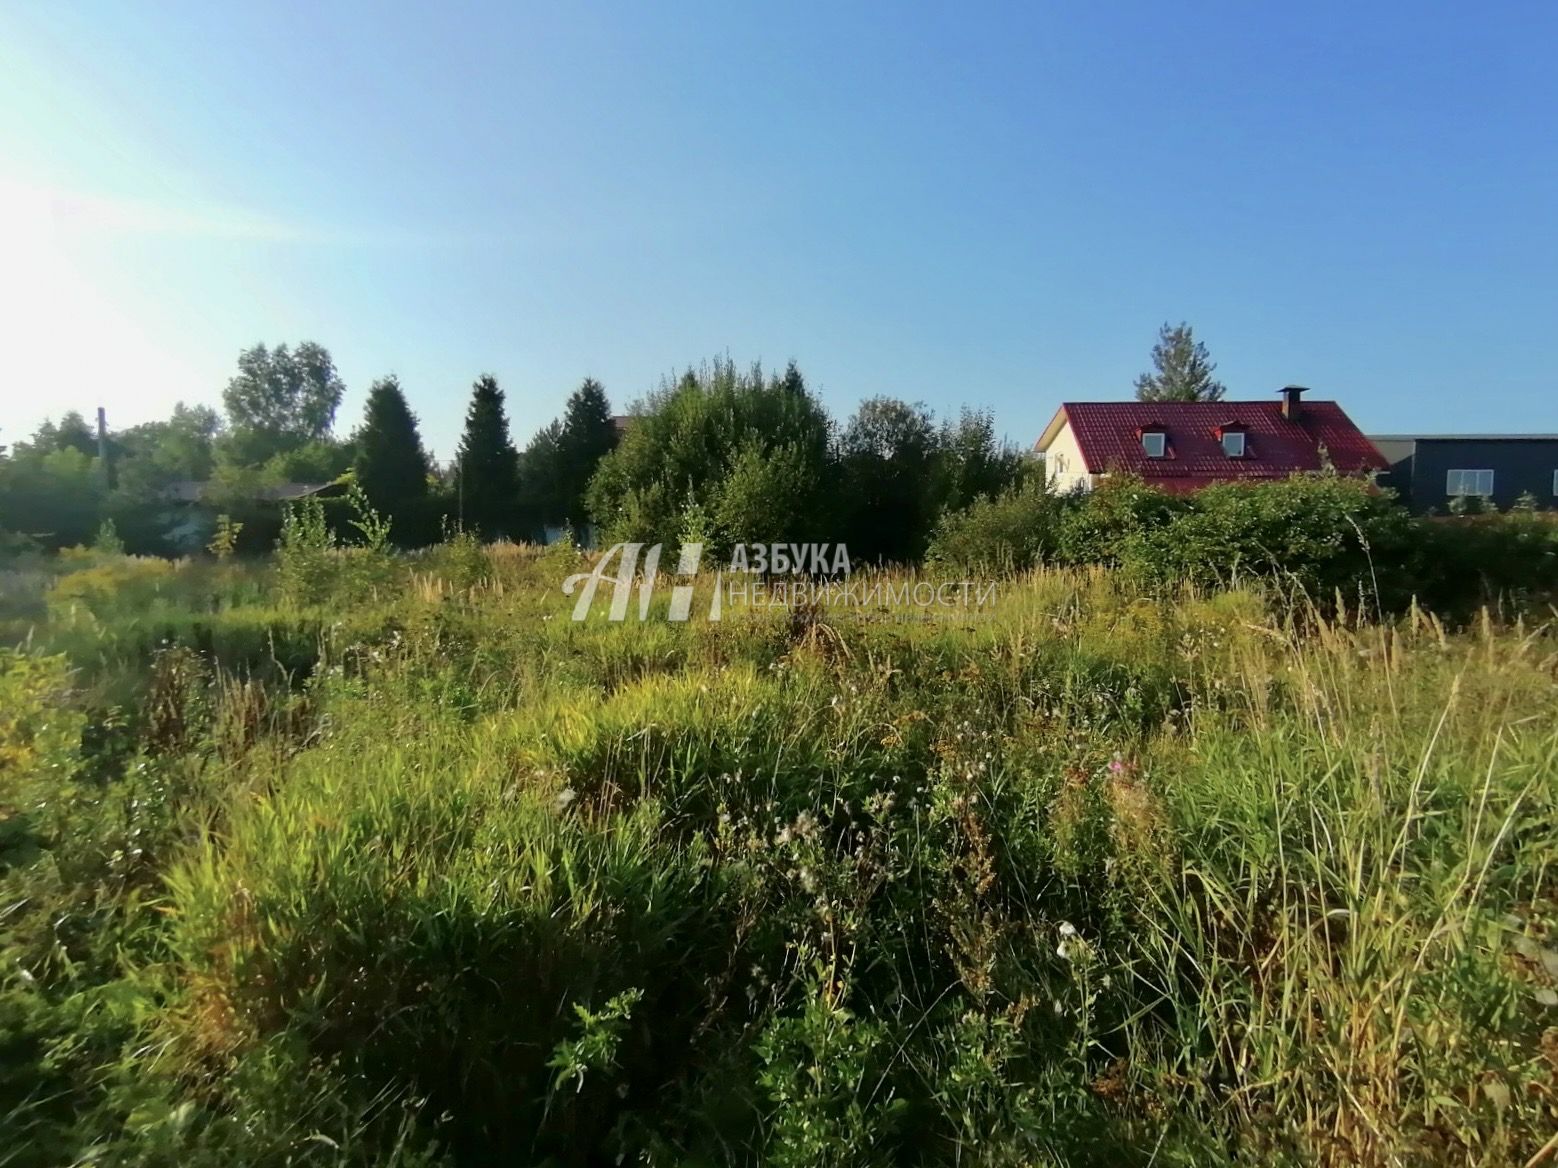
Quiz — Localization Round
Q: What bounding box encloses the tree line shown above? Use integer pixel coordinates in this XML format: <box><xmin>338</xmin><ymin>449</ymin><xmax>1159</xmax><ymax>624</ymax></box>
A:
<box><xmin>0</xmin><ymin>344</ymin><xmax>1039</xmax><ymax>564</ymax></box>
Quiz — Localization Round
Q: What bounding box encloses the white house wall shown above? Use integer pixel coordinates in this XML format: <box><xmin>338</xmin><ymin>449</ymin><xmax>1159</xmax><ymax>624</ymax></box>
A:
<box><xmin>1040</xmin><ymin>418</ymin><xmax>1096</xmax><ymax>493</ymax></box>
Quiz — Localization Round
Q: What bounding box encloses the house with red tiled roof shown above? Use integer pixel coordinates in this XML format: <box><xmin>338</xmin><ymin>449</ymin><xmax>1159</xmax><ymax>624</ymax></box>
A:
<box><xmin>1035</xmin><ymin>386</ymin><xmax>1387</xmax><ymax>495</ymax></box>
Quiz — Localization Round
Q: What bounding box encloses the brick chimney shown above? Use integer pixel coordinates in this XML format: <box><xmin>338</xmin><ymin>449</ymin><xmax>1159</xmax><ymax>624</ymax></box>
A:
<box><xmin>1278</xmin><ymin>385</ymin><xmax>1309</xmax><ymax>420</ymax></box>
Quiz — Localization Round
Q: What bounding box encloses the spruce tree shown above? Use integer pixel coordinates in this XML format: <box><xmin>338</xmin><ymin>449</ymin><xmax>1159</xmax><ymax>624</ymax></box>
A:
<box><xmin>352</xmin><ymin>376</ymin><xmax>431</xmax><ymax>541</ymax></box>
<box><xmin>515</xmin><ymin>379</ymin><xmax>620</xmax><ymax>536</ymax></box>
<box><xmin>515</xmin><ymin>420</ymin><xmax>565</xmax><ymax>538</ymax></box>
<box><xmin>1133</xmin><ymin>322</ymin><xmax>1227</xmax><ymax>402</ymax></box>
<box><xmin>555</xmin><ymin>378</ymin><xmax>618</xmax><ymax>528</ymax></box>
<box><xmin>455</xmin><ymin>375</ymin><xmax>520</xmax><ymax>539</ymax></box>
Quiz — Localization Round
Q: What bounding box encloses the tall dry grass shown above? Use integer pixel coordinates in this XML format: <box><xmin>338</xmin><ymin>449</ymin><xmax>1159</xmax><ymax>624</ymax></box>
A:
<box><xmin>1</xmin><ymin>545</ymin><xmax>1553</xmax><ymax>1166</ymax></box>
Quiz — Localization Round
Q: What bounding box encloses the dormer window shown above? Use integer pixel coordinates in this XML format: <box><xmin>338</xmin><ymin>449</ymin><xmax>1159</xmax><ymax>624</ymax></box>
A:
<box><xmin>1214</xmin><ymin>422</ymin><xmax>1247</xmax><ymax>458</ymax></box>
<box><xmin>1140</xmin><ymin>430</ymin><xmax>1166</xmax><ymax>458</ymax></box>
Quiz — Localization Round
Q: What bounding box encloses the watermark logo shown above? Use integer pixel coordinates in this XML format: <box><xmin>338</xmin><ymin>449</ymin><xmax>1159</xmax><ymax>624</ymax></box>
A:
<box><xmin>729</xmin><ymin>543</ymin><xmax>851</xmax><ymax>576</ymax></box>
<box><xmin>563</xmin><ymin>541</ymin><xmax>716</xmax><ymax>623</ymax></box>
<box><xmin>563</xmin><ymin>542</ymin><xmax>996</xmax><ymax>622</ymax></box>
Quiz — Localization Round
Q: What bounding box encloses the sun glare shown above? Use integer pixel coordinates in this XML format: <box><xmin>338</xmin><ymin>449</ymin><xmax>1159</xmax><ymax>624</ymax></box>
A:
<box><xmin>0</xmin><ymin>179</ymin><xmax>196</xmax><ymax>431</ymax></box>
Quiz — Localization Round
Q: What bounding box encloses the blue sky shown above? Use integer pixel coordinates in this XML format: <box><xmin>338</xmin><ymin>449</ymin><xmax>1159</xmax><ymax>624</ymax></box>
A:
<box><xmin>1</xmin><ymin>1</ymin><xmax>1553</xmax><ymax>460</ymax></box>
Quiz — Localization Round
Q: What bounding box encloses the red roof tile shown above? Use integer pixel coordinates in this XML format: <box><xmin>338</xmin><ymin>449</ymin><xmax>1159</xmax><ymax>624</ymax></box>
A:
<box><xmin>1046</xmin><ymin>400</ymin><xmax>1386</xmax><ymax>487</ymax></box>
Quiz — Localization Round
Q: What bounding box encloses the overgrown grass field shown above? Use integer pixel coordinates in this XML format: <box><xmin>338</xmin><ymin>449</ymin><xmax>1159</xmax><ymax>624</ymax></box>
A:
<box><xmin>1</xmin><ymin>541</ymin><xmax>1555</xmax><ymax>1166</ymax></box>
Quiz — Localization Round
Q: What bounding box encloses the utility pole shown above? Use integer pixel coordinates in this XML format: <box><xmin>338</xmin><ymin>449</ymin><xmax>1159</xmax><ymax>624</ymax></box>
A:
<box><xmin>96</xmin><ymin>407</ymin><xmax>113</xmax><ymax>490</ymax></box>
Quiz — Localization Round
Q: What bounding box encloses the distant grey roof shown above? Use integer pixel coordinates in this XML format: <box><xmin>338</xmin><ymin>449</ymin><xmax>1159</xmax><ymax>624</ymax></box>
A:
<box><xmin>1369</xmin><ymin>433</ymin><xmax>1558</xmax><ymax>442</ymax></box>
<box><xmin>160</xmin><ymin>480</ymin><xmax>341</xmax><ymax>503</ymax></box>
<box><xmin>164</xmin><ymin>480</ymin><xmax>206</xmax><ymax>502</ymax></box>
<box><xmin>260</xmin><ymin>482</ymin><xmax>336</xmax><ymax>501</ymax></box>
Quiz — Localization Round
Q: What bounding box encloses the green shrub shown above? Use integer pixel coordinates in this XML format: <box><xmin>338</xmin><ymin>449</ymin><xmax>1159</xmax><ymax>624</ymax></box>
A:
<box><xmin>276</xmin><ymin>496</ymin><xmax>337</xmax><ymax>605</ymax></box>
<box><xmin>277</xmin><ymin>490</ymin><xmax>404</xmax><ymax>607</ymax></box>
<box><xmin>925</xmin><ymin>478</ymin><xmax>1066</xmax><ymax>573</ymax></box>
<box><xmin>48</xmin><ymin>554</ymin><xmax>178</xmax><ymax>625</ymax></box>
<box><xmin>1050</xmin><ymin>475</ymin><xmax>1191</xmax><ymax>569</ymax></box>
<box><xmin>1416</xmin><ymin>510</ymin><xmax>1558</xmax><ymax>614</ymax></box>
<box><xmin>1127</xmin><ymin>474</ymin><xmax>1417</xmax><ymax>608</ymax></box>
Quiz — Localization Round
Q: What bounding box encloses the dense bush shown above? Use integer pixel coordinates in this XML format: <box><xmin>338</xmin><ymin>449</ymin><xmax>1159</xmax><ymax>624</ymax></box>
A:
<box><xmin>925</xmin><ymin>478</ymin><xmax>1064</xmax><ymax>573</ymax></box>
<box><xmin>929</xmin><ymin>472</ymin><xmax>1558</xmax><ymax>617</ymax></box>
<box><xmin>587</xmin><ymin>358</ymin><xmax>835</xmax><ymax>552</ymax></box>
<box><xmin>584</xmin><ymin>359</ymin><xmax>1028</xmax><ymax>562</ymax></box>
<box><xmin>1050</xmin><ymin>475</ymin><xmax>1190</xmax><ymax>569</ymax></box>
<box><xmin>1124</xmin><ymin>475</ymin><xmax>1419</xmax><ymax>605</ymax></box>
<box><xmin>1415</xmin><ymin>510</ymin><xmax>1558</xmax><ymax>613</ymax></box>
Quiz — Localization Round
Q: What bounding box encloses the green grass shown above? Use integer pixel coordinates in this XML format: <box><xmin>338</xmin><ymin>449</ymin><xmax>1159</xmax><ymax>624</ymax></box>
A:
<box><xmin>0</xmin><ymin>546</ymin><xmax>1554</xmax><ymax>1166</ymax></box>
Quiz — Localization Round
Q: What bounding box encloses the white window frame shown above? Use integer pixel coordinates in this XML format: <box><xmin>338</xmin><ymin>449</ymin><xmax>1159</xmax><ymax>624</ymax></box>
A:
<box><xmin>1553</xmin><ymin>469</ymin><xmax>1557</xmax><ymax>497</ymax></box>
<box><xmin>1141</xmin><ymin>431</ymin><xmax>1166</xmax><ymax>458</ymax></box>
<box><xmin>1446</xmin><ymin>469</ymin><xmax>1494</xmax><ymax>497</ymax></box>
<box><xmin>1221</xmin><ymin>431</ymin><xmax>1246</xmax><ymax>458</ymax></box>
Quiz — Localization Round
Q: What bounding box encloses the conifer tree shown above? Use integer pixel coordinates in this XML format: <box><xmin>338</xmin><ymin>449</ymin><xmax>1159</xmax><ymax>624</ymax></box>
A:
<box><xmin>1133</xmin><ymin>322</ymin><xmax>1227</xmax><ymax>402</ymax></box>
<box><xmin>516</xmin><ymin>378</ymin><xmax>620</xmax><ymax>535</ymax></box>
<box><xmin>352</xmin><ymin>376</ymin><xmax>431</xmax><ymax>541</ymax></box>
<box><xmin>555</xmin><ymin>378</ymin><xmax>618</xmax><ymax>528</ymax></box>
<box><xmin>454</xmin><ymin>375</ymin><xmax>520</xmax><ymax>539</ymax></box>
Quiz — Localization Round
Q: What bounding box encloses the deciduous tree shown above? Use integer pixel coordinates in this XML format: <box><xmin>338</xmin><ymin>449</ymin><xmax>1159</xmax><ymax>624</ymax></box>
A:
<box><xmin>586</xmin><ymin>357</ymin><xmax>831</xmax><ymax>551</ymax></box>
<box><xmin>220</xmin><ymin>342</ymin><xmax>345</xmax><ymax>464</ymax></box>
<box><xmin>837</xmin><ymin>397</ymin><xmax>939</xmax><ymax>564</ymax></box>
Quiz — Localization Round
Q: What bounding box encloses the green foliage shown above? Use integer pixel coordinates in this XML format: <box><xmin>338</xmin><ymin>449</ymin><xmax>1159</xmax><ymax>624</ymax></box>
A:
<box><xmin>0</xmin><ymin>444</ymin><xmax>105</xmax><ymax>548</ymax></box>
<box><xmin>429</xmin><ymin>518</ymin><xmax>490</xmax><ymax>589</ymax></box>
<box><xmin>1133</xmin><ymin>321</ymin><xmax>1226</xmax><ymax>402</ymax></box>
<box><xmin>344</xmin><ymin>482</ymin><xmax>393</xmax><ymax>554</ymax></box>
<box><xmin>514</xmin><ymin>419</ymin><xmax>565</xmax><ymax>537</ymax></box>
<box><xmin>1124</xmin><ymin>474</ymin><xmax>1417</xmax><ymax>605</ymax></box>
<box><xmin>586</xmin><ymin>357</ymin><xmax>832</xmax><ymax>547</ymax></box>
<box><xmin>352</xmin><ymin>377</ymin><xmax>432</xmax><ymax>543</ymax></box>
<box><xmin>219</xmin><ymin>341</ymin><xmax>346</xmax><ymax>465</ymax></box>
<box><xmin>1052</xmin><ymin>474</ymin><xmax>1190</xmax><ymax>567</ymax></box>
<box><xmin>208</xmin><ymin>514</ymin><xmax>243</xmax><ymax>560</ymax></box>
<box><xmin>925</xmin><ymin>477</ymin><xmax>1063</xmax><ymax>572</ymax></box>
<box><xmin>754</xmin><ymin>979</ymin><xmax>895</xmax><ymax>1168</ymax></box>
<box><xmin>832</xmin><ymin>400</ymin><xmax>1029</xmax><ymax>565</ymax></box>
<box><xmin>111</xmin><ymin>403</ymin><xmax>222</xmax><ymax>497</ymax></box>
<box><xmin>710</xmin><ymin>438</ymin><xmax>819</xmax><ymax>557</ymax></box>
<box><xmin>836</xmin><ymin>396</ymin><xmax>940</xmax><ymax>564</ymax></box>
<box><xmin>927</xmin><ymin>471</ymin><xmax>1557</xmax><ymax>618</ymax></box>
<box><xmin>274</xmin><ymin>488</ymin><xmax>401</xmax><ymax>606</ymax></box>
<box><xmin>48</xmin><ymin>554</ymin><xmax>178</xmax><ymax>625</ymax></box>
<box><xmin>92</xmin><ymin>518</ymin><xmax>126</xmax><ymax>556</ymax></box>
<box><xmin>453</xmin><ymin>375</ymin><xmax>520</xmax><ymax>540</ymax></box>
<box><xmin>547</xmin><ymin>988</ymin><xmax>643</xmax><ymax>1096</ymax></box>
<box><xmin>553</xmin><ymin>378</ymin><xmax>619</xmax><ymax>530</ymax></box>
<box><xmin>276</xmin><ymin>496</ymin><xmax>336</xmax><ymax>605</ymax></box>
<box><xmin>934</xmin><ymin>406</ymin><xmax>1031</xmax><ymax>512</ymax></box>
<box><xmin>515</xmin><ymin>379</ymin><xmax>620</xmax><ymax>538</ymax></box>
<box><xmin>1416</xmin><ymin>509</ymin><xmax>1558</xmax><ymax>612</ymax></box>
<box><xmin>260</xmin><ymin>437</ymin><xmax>354</xmax><ymax>484</ymax></box>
